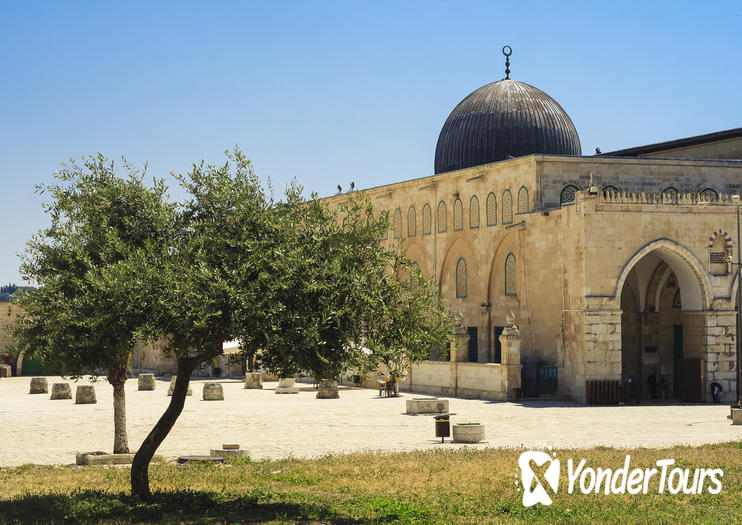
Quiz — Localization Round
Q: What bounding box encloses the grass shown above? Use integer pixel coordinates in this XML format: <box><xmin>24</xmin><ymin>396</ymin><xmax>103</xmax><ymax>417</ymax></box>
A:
<box><xmin>0</xmin><ymin>442</ymin><xmax>740</xmax><ymax>523</ymax></box>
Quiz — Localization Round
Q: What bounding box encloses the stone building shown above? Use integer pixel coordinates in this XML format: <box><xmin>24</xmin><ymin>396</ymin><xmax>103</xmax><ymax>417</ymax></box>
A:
<box><xmin>323</xmin><ymin>62</ymin><xmax>742</xmax><ymax>404</ymax></box>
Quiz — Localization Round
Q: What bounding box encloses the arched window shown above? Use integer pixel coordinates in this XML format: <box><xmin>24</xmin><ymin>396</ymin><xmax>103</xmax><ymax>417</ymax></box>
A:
<box><xmin>456</xmin><ymin>257</ymin><xmax>467</xmax><ymax>298</ymax></box>
<box><xmin>470</xmin><ymin>195</ymin><xmax>480</xmax><ymax>228</ymax></box>
<box><xmin>560</xmin><ymin>185</ymin><xmax>579</xmax><ymax>205</ymax></box>
<box><xmin>505</xmin><ymin>253</ymin><xmax>517</xmax><ymax>296</ymax></box>
<box><xmin>422</xmin><ymin>203</ymin><xmax>431</xmax><ymax>235</ymax></box>
<box><xmin>602</xmin><ymin>185</ymin><xmax>619</xmax><ymax>194</ymax></box>
<box><xmin>453</xmin><ymin>198</ymin><xmax>463</xmax><ymax>231</ymax></box>
<box><xmin>366</xmin><ymin>213</ymin><xmax>374</xmax><ymax>227</ymax></box>
<box><xmin>662</xmin><ymin>186</ymin><xmax>680</xmax><ymax>195</ymax></box>
<box><xmin>437</xmin><ymin>201</ymin><xmax>447</xmax><ymax>233</ymax></box>
<box><xmin>502</xmin><ymin>190</ymin><xmax>513</xmax><ymax>224</ymax></box>
<box><xmin>407</xmin><ymin>206</ymin><xmax>416</xmax><ymax>237</ymax></box>
<box><xmin>486</xmin><ymin>192</ymin><xmax>497</xmax><ymax>226</ymax></box>
<box><xmin>517</xmin><ymin>187</ymin><xmax>529</xmax><ymax>214</ymax></box>
<box><xmin>379</xmin><ymin>210</ymin><xmax>388</xmax><ymax>240</ymax></box>
<box><xmin>392</xmin><ymin>208</ymin><xmax>402</xmax><ymax>239</ymax></box>
<box><xmin>701</xmin><ymin>188</ymin><xmax>718</xmax><ymax>202</ymax></box>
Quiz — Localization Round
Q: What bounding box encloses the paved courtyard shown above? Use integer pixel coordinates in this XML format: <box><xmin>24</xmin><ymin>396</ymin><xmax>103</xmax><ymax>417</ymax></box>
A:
<box><xmin>1</xmin><ymin>375</ymin><xmax>740</xmax><ymax>467</ymax></box>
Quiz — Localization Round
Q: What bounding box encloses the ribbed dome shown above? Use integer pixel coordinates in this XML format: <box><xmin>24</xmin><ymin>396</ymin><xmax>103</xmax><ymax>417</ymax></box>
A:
<box><xmin>434</xmin><ymin>79</ymin><xmax>581</xmax><ymax>174</ymax></box>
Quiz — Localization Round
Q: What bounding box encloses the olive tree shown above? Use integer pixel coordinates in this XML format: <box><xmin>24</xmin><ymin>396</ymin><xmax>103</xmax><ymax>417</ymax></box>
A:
<box><xmin>14</xmin><ymin>155</ymin><xmax>172</xmax><ymax>453</ymax></box>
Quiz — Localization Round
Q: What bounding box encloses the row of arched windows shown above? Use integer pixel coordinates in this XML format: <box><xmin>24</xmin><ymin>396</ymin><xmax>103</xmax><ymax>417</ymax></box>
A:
<box><xmin>559</xmin><ymin>184</ymin><xmax>720</xmax><ymax>205</ymax></box>
<box><xmin>454</xmin><ymin>253</ymin><xmax>517</xmax><ymax>299</ymax></box>
<box><xmin>387</xmin><ymin>187</ymin><xmax>530</xmax><ymax>238</ymax></box>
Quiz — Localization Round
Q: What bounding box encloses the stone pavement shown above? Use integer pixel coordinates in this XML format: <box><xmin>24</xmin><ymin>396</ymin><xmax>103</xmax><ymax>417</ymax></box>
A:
<box><xmin>0</xmin><ymin>376</ymin><xmax>740</xmax><ymax>466</ymax></box>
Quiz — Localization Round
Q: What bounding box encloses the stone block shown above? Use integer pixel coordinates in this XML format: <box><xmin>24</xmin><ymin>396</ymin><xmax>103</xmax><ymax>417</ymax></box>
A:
<box><xmin>210</xmin><ymin>448</ymin><xmax>249</xmax><ymax>458</ymax></box>
<box><xmin>405</xmin><ymin>397</ymin><xmax>449</xmax><ymax>414</ymax></box>
<box><xmin>452</xmin><ymin>423</ymin><xmax>485</xmax><ymax>443</ymax></box>
<box><xmin>244</xmin><ymin>372</ymin><xmax>263</xmax><ymax>389</ymax></box>
<box><xmin>275</xmin><ymin>377</ymin><xmax>299</xmax><ymax>394</ymax></box>
<box><xmin>138</xmin><ymin>373</ymin><xmax>156</xmax><ymax>391</ymax></box>
<box><xmin>50</xmin><ymin>383</ymin><xmax>72</xmax><ymax>400</ymax></box>
<box><xmin>29</xmin><ymin>377</ymin><xmax>48</xmax><ymax>394</ymax></box>
<box><xmin>202</xmin><ymin>383</ymin><xmax>224</xmax><ymax>400</ymax></box>
<box><xmin>222</xmin><ymin>443</ymin><xmax>240</xmax><ymax>450</ymax></box>
<box><xmin>732</xmin><ymin>408</ymin><xmax>742</xmax><ymax>425</ymax></box>
<box><xmin>75</xmin><ymin>452</ymin><xmax>162</xmax><ymax>465</ymax></box>
<box><xmin>75</xmin><ymin>385</ymin><xmax>96</xmax><ymax>404</ymax></box>
<box><xmin>167</xmin><ymin>376</ymin><xmax>192</xmax><ymax>396</ymax></box>
<box><xmin>316</xmin><ymin>379</ymin><xmax>339</xmax><ymax>399</ymax></box>
<box><xmin>0</xmin><ymin>364</ymin><xmax>10</xmax><ymax>377</ymax></box>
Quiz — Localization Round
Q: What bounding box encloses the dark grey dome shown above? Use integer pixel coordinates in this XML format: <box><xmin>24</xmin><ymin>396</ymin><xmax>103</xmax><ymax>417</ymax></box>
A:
<box><xmin>434</xmin><ymin>79</ymin><xmax>581</xmax><ymax>174</ymax></box>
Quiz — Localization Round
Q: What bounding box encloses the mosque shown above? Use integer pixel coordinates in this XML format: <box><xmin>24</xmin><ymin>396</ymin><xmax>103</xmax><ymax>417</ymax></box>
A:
<box><xmin>324</xmin><ymin>47</ymin><xmax>742</xmax><ymax>404</ymax></box>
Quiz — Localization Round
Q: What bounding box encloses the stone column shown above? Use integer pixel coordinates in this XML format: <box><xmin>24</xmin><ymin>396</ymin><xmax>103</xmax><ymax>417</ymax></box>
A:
<box><xmin>705</xmin><ymin>310</ymin><xmax>737</xmax><ymax>403</ymax></box>
<box><xmin>499</xmin><ymin>311</ymin><xmax>522</xmax><ymax>400</ymax></box>
<box><xmin>449</xmin><ymin>312</ymin><xmax>470</xmax><ymax>397</ymax></box>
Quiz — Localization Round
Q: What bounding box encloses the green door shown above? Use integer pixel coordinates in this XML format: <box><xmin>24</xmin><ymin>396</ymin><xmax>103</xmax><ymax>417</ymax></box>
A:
<box><xmin>673</xmin><ymin>324</ymin><xmax>683</xmax><ymax>396</ymax></box>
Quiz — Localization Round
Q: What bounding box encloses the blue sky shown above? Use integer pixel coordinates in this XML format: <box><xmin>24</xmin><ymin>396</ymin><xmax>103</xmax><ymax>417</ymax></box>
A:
<box><xmin>2</xmin><ymin>1</ymin><xmax>741</xmax><ymax>284</ymax></box>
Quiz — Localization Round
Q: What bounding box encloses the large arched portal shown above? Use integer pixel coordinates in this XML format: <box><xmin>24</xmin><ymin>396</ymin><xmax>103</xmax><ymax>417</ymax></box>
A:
<box><xmin>618</xmin><ymin>242</ymin><xmax>710</xmax><ymax>401</ymax></box>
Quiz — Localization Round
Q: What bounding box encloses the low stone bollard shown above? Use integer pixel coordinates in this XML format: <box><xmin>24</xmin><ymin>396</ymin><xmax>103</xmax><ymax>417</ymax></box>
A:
<box><xmin>210</xmin><ymin>443</ymin><xmax>249</xmax><ymax>458</ymax></box>
<box><xmin>405</xmin><ymin>397</ymin><xmax>449</xmax><ymax>415</ymax></box>
<box><xmin>138</xmin><ymin>373</ymin><xmax>156</xmax><ymax>391</ymax></box>
<box><xmin>275</xmin><ymin>377</ymin><xmax>299</xmax><ymax>394</ymax></box>
<box><xmin>244</xmin><ymin>372</ymin><xmax>263</xmax><ymax>389</ymax></box>
<box><xmin>50</xmin><ymin>383</ymin><xmax>72</xmax><ymax>400</ymax></box>
<box><xmin>203</xmin><ymin>383</ymin><xmax>224</xmax><ymax>400</ymax></box>
<box><xmin>452</xmin><ymin>423</ymin><xmax>485</xmax><ymax>443</ymax></box>
<box><xmin>75</xmin><ymin>385</ymin><xmax>97</xmax><ymax>404</ymax></box>
<box><xmin>29</xmin><ymin>377</ymin><xmax>48</xmax><ymax>394</ymax></box>
<box><xmin>316</xmin><ymin>379</ymin><xmax>339</xmax><ymax>399</ymax></box>
<box><xmin>167</xmin><ymin>377</ymin><xmax>192</xmax><ymax>396</ymax></box>
<box><xmin>732</xmin><ymin>408</ymin><xmax>742</xmax><ymax>425</ymax></box>
<box><xmin>0</xmin><ymin>364</ymin><xmax>11</xmax><ymax>378</ymax></box>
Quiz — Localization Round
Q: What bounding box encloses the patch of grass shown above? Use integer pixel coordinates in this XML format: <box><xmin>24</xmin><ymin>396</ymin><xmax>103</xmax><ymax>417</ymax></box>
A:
<box><xmin>0</xmin><ymin>442</ymin><xmax>740</xmax><ymax>523</ymax></box>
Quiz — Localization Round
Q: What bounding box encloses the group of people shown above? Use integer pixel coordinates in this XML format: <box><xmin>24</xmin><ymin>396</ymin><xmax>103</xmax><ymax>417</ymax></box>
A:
<box><xmin>626</xmin><ymin>370</ymin><xmax>723</xmax><ymax>404</ymax></box>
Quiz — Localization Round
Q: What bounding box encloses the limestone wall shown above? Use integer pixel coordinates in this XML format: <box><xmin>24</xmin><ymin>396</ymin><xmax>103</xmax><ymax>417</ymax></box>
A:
<box><xmin>402</xmin><ymin>361</ymin><xmax>509</xmax><ymax>400</ymax></box>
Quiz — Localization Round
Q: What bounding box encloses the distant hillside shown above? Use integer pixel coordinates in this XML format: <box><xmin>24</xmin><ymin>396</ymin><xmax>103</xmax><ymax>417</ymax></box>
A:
<box><xmin>0</xmin><ymin>284</ymin><xmax>34</xmax><ymax>302</ymax></box>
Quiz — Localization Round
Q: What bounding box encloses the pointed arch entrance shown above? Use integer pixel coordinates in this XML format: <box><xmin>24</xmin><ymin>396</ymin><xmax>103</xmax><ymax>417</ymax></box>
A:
<box><xmin>617</xmin><ymin>240</ymin><xmax>712</xmax><ymax>401</ymax></box>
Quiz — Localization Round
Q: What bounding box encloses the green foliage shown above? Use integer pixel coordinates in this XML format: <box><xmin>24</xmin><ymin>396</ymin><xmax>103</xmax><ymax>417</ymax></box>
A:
<box><xmin>14</xmin><ymin>155</ymin><xmax>173</xmax><ymax>378</ymax></box>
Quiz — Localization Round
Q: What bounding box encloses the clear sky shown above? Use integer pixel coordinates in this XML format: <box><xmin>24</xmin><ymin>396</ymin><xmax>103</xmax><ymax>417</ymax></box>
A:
<box><xmin>2</xmin><ymin>1</ymin><xmax>741</xmax><ymax>284</ymax></box>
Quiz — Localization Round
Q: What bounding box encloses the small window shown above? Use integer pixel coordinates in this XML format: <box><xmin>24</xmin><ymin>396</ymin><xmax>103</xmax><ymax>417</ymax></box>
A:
<box><xmin>662</xmin><ymin>186</ymin><xmax>680</xmax><ymax>195</ymax></box>
<box><xmin>392</xmin><ymin>208</ymin><xmax>402</xmax><ymax>239</ymax></box>
<box><xmin>672</xmin><ymin>289</ymin><xmax>682</xmax><ymax>309</ymax></box>
<box><xmin>517</xmin><ymin>187</ymin><xmax>529</xmax><ymax>214</ymax></box>
<box><xmin>456</xmin><ymin>257</ymin><xmax>467</xmax><ymax>298</ymax></box>
<box><xmin>560</xmin><ymin>185</ymin><xmax>579</xmax><ymax>205</ymax></box>
<box><xmin>437</xmin><ymin>201</ymin><xmax>447</xmax><ymax>233</ymax></box>
<box><xmin>505</xmin><ymin>253</ymin><xmax>516</xmax><ymax>296</ymax></box>
<box><xmin>486</xmin><ymin>192</ymin><xmax>497</xmax><ymax>226</ymax></box>
<box><xmin>470</xmin><ymin>195</ymin><xmax>480</xmax><ymax>228</ymax></box>
<box><xmin>502</xmin><ymin>190</ymin><xmax>513</xmax><ymax>224</ymax></box>
<box><xmin>407</xmin><ymin>206</ymin><xmax>416</xmax><ymax>237</ymax></box>
<box><xmin>422</xmin><ymin>203</ymin><xmax>431</xmax><ymax>235</ymax></box>
<box><xmin>453</xmin><ymin>198</ymin><xmax>463</xmax><ymax>231</ymax></box>
<box><xmin>379</xmin><ymin>210</ymin><xmax>389</xmax><ymax>240</ymax></box>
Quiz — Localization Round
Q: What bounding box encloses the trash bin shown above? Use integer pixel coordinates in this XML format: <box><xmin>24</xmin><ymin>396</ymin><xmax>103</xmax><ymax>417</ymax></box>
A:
<box><xmin>434</xmin><ymin>414</ymin><xmax>450</xmax><ymax>443</ymax></box>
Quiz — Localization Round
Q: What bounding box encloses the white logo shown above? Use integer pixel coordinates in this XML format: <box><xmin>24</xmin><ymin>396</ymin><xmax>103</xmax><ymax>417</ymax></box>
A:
<box><xmin>517</xmin><ymin>447</ymin><xmax>723</xmax><ymax>507</ymax></box>
<box><xmin>518</xmin><ymin>448</ymin><xmax>560</xmax><ymax>507</ymax></box>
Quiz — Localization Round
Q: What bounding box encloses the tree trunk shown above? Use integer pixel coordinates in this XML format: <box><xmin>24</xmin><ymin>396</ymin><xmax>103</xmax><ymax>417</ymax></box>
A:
<box><xmin>109</xmin><ymin>365</ymin><xmax>130</xmax><ymax>454</ymax></box>
<box><xmin>131</xmin><ymin>356</ymin><xmax>198</xmax><ymax>501</ymax></box>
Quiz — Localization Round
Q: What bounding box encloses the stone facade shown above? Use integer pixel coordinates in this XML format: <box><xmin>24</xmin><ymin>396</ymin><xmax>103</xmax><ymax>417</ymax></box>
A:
<box><xmin>325</xmin><ymin>152</ymin><xmax>742</xmax><ymax>404</ymax></box>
